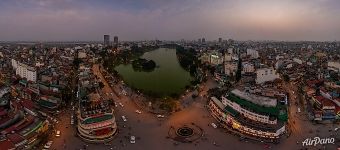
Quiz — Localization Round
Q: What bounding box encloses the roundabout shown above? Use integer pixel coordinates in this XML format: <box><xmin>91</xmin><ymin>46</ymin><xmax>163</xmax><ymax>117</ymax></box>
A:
<box><xmin>168</xmin><ymin>123</ymin><xmax>204</xmax><ymax>143</ymax></box>
<box><xmin>176</xmin><ymin>127</ymin><xmax>194</xmax><ymax>137</ymax></box>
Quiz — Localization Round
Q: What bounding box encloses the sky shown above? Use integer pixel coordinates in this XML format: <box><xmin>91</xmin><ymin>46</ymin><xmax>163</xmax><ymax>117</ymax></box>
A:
<box><xmin>0</xmin><ymin>0</ymin><xmax>340</xmax><ymax>41</ymax></box>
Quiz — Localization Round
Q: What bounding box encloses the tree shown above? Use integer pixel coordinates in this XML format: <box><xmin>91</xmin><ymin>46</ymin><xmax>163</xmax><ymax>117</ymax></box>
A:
<box><xmin>99</xmin><ymin>82</ymin><xmax>105</xmax><ymax>89</ymax></box>
<box><xmin>72</xmin><ymin>58</ymin><xmax>82</xmax><ymax>68</ymax></box>
<box><xmin>283</xmin><ymin>74</ymin><xmax>290</xmax><ymax>82</ymax></box>
<box><xmin>236</xmin><ymin>58</ymin><xmax>242</xmax><ymax>82</ymax></box>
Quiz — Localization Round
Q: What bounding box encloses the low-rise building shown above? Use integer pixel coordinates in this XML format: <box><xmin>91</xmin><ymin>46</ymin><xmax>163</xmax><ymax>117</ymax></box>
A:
<box><xmin>328</xmin><ymin>61</ymin><xmax>340</xmax><ymax>72</ymax></box>
<box><xmin>255</xmin><ymin>68</ymin><xmax>280</xmax><ymax>84</ymax></box>
<box><xmin>224</xmin><ymin>61</ymin><xmax>238</xmax><ymax>76</ymax></box>
<box><xmin>242</xmin><ymin>62</ymin><xmax>255</xmax><ymax>74</ymax></box>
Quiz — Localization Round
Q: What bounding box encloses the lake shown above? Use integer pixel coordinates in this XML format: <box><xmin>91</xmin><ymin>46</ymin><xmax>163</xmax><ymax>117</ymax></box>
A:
<box><xmin>114</xmin><ymin>48</ymin><xmax>193</xmax><ymax>97</ymax></box>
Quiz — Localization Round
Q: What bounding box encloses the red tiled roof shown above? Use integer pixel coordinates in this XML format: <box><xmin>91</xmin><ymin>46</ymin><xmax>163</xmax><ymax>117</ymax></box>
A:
<box><xmin>0</xmin><ymin>109</ymin><xmax>7</xmax><ymax>116</ymax></box>
<box><xmin>307</xmin><ymin>80</ymin><xmax>323</xmax><ymax>87</ymax></box>
<box><xmin>16</xmin><ymin>116</ymin><xmax>34</xmax><ymax>132</ymax></box>
<box><xmin>323</xmin><ymin>100</ymin><xmax>335</xmax><ymax>107</ymax></box>
<box><xmin>315</xmin><ymin>96</ymin><xmax>325</xmax><ymax>103</ymax></box>
<box><xmin>2</xmin><ymin>124</ymin><xmax>17</xmax><ymax>135</ymax></box>
<box><xmin>20</xmin><ymin>99</ymin><xmax>36</xmax><ymax>110</ymax></box>
<box><xmin>0</xmin><ymin>116</ymin><xmax>11</xmax><ymax>125</ymax></box>
<box><xmin>7</xmin><ymin>133</ymin><xmax>25</xmax><ymax>145</ymax></box>
<box><xmin>335</xmin><ymin>98</ymin><xmax>340</xmax><ymax>103</ymax></box>
<box><xmin>320</xmin><ymin>87</ymin><xmax>327</xmax><ymax>93</ymax></box>
<box><xmin>336</xmin><ymin>107</ymin><xmax>340</xmax><ymax>114</ymax></box>
<box><xmin>314</xmin><ymin>96</ymin><xmax>336</xmax><ymax>107</ymax></box>
<box><xmin>0</xmin><ymin>139</ymin><xmax>15</xmax><ymax>150</ymax></box>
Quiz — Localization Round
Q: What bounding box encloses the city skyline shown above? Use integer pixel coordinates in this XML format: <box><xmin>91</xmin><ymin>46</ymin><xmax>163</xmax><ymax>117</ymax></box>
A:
<box><xmin>0</xmin><ymin>0</ymin><xmax>340</xmax><ymax>41</ymax></box>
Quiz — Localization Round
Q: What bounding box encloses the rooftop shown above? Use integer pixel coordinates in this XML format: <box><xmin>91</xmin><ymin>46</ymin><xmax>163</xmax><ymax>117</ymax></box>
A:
<box><xmin>227</xmin><ymin>93</ymin><xmax>287</xmax><ymax>121</ymax></box>
<box><xmin>231</xmin><ymin>89</ymin><xmax>277</xmax><ymax>107</ymax></box>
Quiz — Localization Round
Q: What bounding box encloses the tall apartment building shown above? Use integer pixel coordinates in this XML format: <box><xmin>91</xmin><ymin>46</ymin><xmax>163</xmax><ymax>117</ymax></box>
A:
<box><xmin>104</xmin><ymin>35</ymin><xmax>110</xmax><ymax>47</ymax></box>
<box><xmin>11</xmin><ymin>59</ymin><xmax>37</xmax><ymax>82</ymax></box>
<box><xmin>113</xmin><ymin>36</ymin><xmax>118</xmax><ymax>44</ymax></box>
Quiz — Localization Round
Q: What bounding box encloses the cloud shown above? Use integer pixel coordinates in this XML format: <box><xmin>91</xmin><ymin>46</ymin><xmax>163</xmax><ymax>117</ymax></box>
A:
<box><xmin>0</xmin><ymin>0</ymin><xmax>339</xmax><ymax>41</ymax></box>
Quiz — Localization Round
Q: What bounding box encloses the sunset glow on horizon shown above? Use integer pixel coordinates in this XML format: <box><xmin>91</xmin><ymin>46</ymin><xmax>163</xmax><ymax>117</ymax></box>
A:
<box><xmin>0</xmin><ymin>0</ymin><xmax>339</xmax><ymax>41</ymax></box>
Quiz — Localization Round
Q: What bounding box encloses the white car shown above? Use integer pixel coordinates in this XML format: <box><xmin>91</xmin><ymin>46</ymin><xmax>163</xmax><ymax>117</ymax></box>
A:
<box><xmin>114</xmin><ymin>102</ymin><xmax>118</xmax><ymax>107</ymax></box>
<box><xmin>55</xmin><ymin>130</ymin><xmax>61</xmax><ymax>137</ymax></box>
<box><xmin>130</xmin><ymin>136</ymin><xmax>136</xmax><ymax>144</ymax></box>
<box><xmin>211</xmin><ymin>123</ymin><xmax>217</xmax><ymax>128</ymax></box>
<box><xmin>44</xmin><ymin>141</ymin><xmax>53</xmax><ymax>149</ymax></box>
<box><xmin>156</xmin><ymin>114</ymin><xmax>165</xmax><ymax>118</ymax></box>
<box><xmin>297</xmin><ymin>108</ymin><xmax>301</xmax><ymax>113</ymax></box>
<box><xmin>135</xmin><ymin>110</ymin><xmax>142</xmax><ymax>114</ymax></box>
<box><xmin>121</xmin><ymin>116</ymin><xmax>127</xmax><ymax>122</ymax></box>
<box><xmin>119</xmin><ymin>102</ymin><xmax>124</xmax><ymax>107</ymax></box>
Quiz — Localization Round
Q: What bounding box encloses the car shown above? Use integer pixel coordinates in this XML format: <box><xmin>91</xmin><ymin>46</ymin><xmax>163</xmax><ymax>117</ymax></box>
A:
<box><xmin>156</xmin><ymin>114</ymin><xmax>165</xmax><ymax>118</ymax></box>
<box><xmin>44</xmin><ymin>141</ymin><xmax>53</xmax><ymax>149</ymax></box>
<box><xmin>119</xmin><ymin>102</ymin><xmax>124</xmax><ymax>107</ymax></box>
<box><xmin>335</xmin><ymin>128</ymin><xmax>339</xmax><ymax>131</ymax></box>
<box><xmin>297</xmin><ymin>108</ymin><xmax>301</xmax><ymax>113</ymax></box>
<box><xmin>121</xmin><ymin>116</ymin><xmax>127</xmax><ymax>122</ymax></box>
<box><xmin>130</xmin><ymin>136</ymin><xmax>136</xmax><ymax>144</ymax></box>
<box><xmin>211</xmin><ymin>123</ymin><xmax>217</xmax><ymax>128</ymax></box>
<box><xmin>114</xmin><ymin>102</ymin><xmax>118</xmax><ymax>107</ymax></box>
<box><xmin>135</xmin><ymin>110</ymin><xmax>142</xmax><ymax>114</ymax></box>
<box><xmin>56</xmin><ymin>130</ymin><xmax>61</xmax><ymax>137</ymax></box>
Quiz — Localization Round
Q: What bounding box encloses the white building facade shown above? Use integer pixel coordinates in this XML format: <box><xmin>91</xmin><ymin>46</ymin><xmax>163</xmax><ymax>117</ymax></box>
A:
<box><xmin>328</xmin><ymin>61</ymin><xmax>340</xmax><ymax>72</ymax></box>
<box><xmin>12</xmin><ymin>59</ymin><xmax>37</xmax><ymax>82</ymax></box>
<box><xmin>242</xmin><ymin>62</ymin><xmax>255</xmax><ymax>74</ymax></box>
<box><xmin>224</xmin><ymin>61</ymin><xmax>238</xmax><ymax>76</ymax></box>
<box><xmin>246</xmin><ymin>49</ymin><xmax>259</xmax><ymax>59</ymax></box>
<box><xmin>255</xmin><ymin>68</ymin><xmax>280</xmax><ymax>84</ymax></box>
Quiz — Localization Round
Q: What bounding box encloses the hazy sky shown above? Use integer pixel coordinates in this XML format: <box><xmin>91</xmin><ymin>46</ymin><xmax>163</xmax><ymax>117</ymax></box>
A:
<box><xmin>0</xmin><ymin>0</ymin><xmax>340</xmax><ymax>41</ymax></box>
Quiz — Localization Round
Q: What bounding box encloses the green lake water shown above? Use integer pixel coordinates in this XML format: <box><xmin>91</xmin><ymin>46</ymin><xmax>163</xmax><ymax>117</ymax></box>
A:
<box><xmin>114</xmin><ymin>48</ymin><xmax>193</xmax><ymax>96</ymax></box>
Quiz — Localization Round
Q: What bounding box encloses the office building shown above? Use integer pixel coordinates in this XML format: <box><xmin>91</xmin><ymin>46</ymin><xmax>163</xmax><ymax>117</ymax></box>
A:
<box><xmin>113</xmin><ymin>36</ymin><xmax>118</xmax><ymax>44</ymax></box>
<box><xmin>104</xmin><ymin>35</ymin><xmax>110</xmax><ymax>47</ymax></box>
